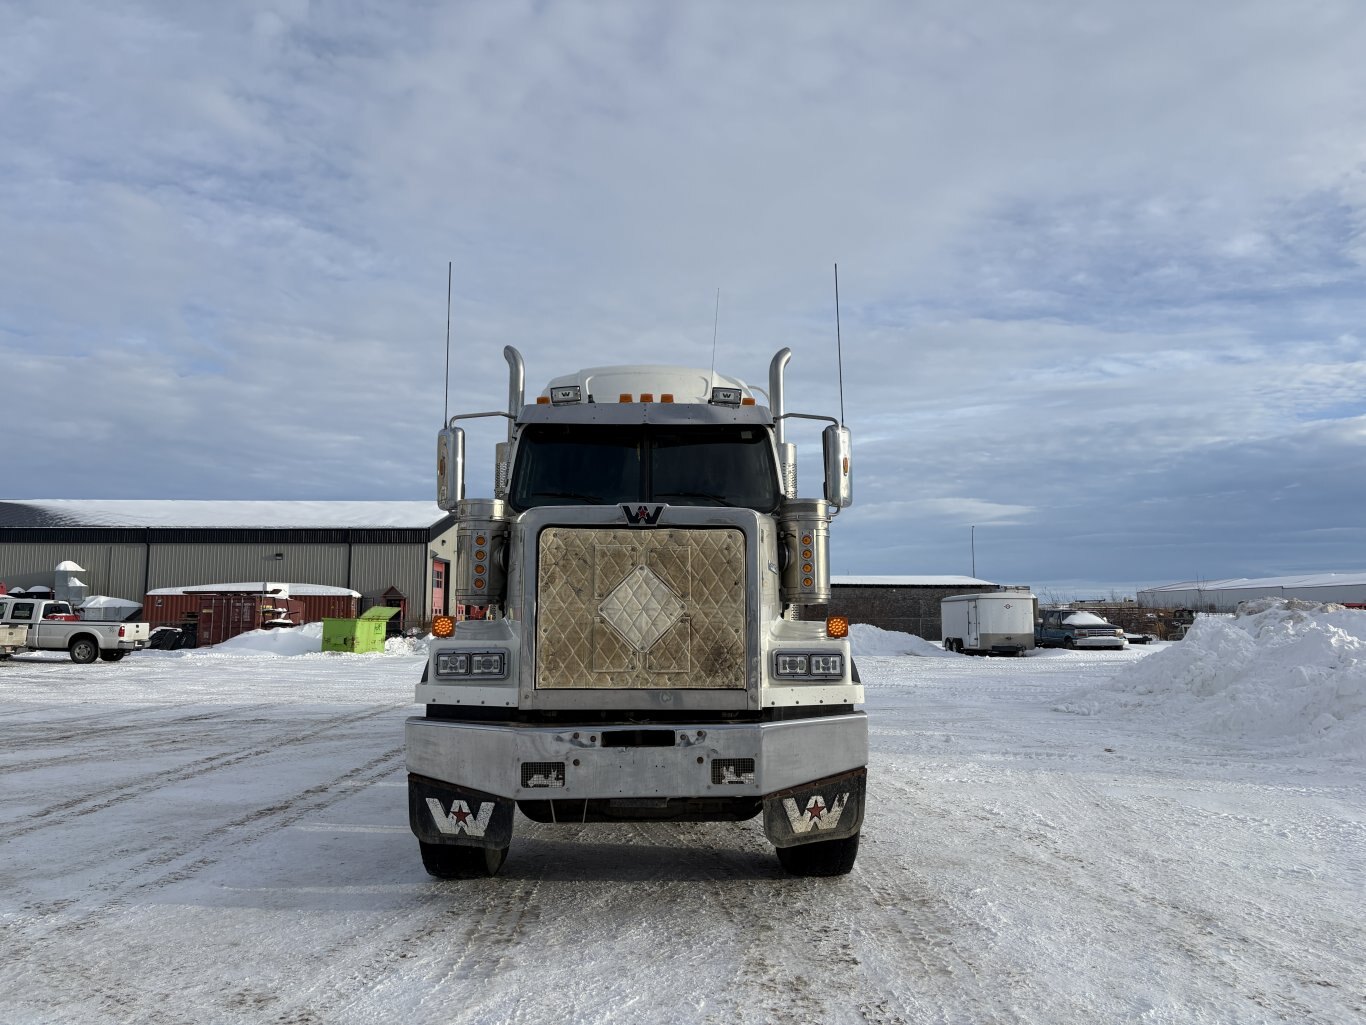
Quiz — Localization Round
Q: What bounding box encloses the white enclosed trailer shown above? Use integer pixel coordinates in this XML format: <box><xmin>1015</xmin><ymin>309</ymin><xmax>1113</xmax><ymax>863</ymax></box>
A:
<box><xmin>941</xmin><ymin>590</ymin><xmax>1037</xmax><ymax>655</ymax></box>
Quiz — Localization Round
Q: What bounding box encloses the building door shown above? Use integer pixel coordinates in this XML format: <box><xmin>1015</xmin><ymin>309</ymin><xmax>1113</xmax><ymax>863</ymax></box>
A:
<box><xmin>432</xmin><ymin>559</ymin><xmax>448</xmax><ymax>619</ymax></box>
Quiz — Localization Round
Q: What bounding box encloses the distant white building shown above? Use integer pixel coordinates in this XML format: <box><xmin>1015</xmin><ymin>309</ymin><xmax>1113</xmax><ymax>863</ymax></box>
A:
<box><xmin>1137</xmin><ymin>573</ymin><xmax>1366</xmax><ymax>612</ymax></box>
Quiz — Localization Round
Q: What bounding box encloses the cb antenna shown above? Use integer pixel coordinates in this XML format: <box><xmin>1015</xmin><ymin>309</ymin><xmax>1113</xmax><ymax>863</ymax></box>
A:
<box><xmin>709</xmin><ymin>287</ymin><xmax>721</xmax><ymax>379</ymax></box>
<box><xmin>834</xmin><ymin>262</ymin><xmax>846</xmax><ymax>426</ymax></box>
<box><xmin>443</xmin><ymin>261</ymin><xmax>452</xmax><ymax>425</ymax></box>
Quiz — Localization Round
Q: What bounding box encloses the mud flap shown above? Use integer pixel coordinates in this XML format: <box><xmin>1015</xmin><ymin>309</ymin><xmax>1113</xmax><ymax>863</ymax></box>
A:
<box><xmin>762</xmin><ymin>767</ymin><xmax>866</xmax><ymax>848</ymax></box>
<box><xmin>408</xmin><ymin>773</ymin><xmax>515</xmax><ymax>849</ymax></box>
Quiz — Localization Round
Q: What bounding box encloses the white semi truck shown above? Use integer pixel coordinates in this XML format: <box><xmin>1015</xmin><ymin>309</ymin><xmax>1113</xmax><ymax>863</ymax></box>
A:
<box><xmin>406</xmin><ymin>347</ymin><xmax>866</xmax><ymax>878</ymax></box>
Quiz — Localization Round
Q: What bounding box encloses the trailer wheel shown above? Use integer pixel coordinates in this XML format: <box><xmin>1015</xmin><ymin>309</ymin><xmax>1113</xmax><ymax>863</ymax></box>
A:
<box><xmin>100</xmin><ymin>651</ymin><xmax>126</xmax><ymax>662</ymax></box>
<box><xmin>776</xmin><ymin>833</ymin><xmax>859</xmax><ymax>877</ymax></box>
<box><xmin>69</xmin><ymin>637</ymin><xmax>99</xmax><ymax>664</ymax></box>
<box><xmin>419</xmin><ymin>841</ymin><xmax>509</xmax><ymax>879</ymax></box>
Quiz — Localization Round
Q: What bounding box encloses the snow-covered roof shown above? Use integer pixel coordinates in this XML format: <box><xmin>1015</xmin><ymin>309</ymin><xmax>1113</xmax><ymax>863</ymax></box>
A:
<box><xmin>1140</xmin><ymin>572</ymin><xmax>1366</xmax><ymax>592</ymax></box>
<box><xmin>78</xmin><ymin>595</ymin><xmax>143</xmax><ymax>609</ymax></box>
<box><xmin>832</xmin><ymin>575</ymin><xmax>998</xmax><ymax>588</ymax></box>
<box><xmin>147</xmin><ymin>582</ymin><xmax>361</xmax><ymax>598</ymax></box>
<box><xmin>0</xmin><ymin>500</ymin><xmax>450</xmax><ymax>529</ymax></box>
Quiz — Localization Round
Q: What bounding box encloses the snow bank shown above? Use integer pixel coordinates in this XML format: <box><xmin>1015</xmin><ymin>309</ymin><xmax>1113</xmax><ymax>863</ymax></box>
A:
<box><xmin>850</xmin><ymin>623</ymin><xmax>955</xmax><ymax>658</ymax></box>
<box><xmin>211</xmin><ymin>622</ymin><xmax>325</xmax><ymax>656</ymax></box>
<box><xmin>1056</xmin><ymin>599</ymin><xmax>1366</xmax><ymax>755</ymax></box>
<box><xmin>139</xmin><ymin>623</ymin><xmax>432</xmax><ymax>659</ymax></box>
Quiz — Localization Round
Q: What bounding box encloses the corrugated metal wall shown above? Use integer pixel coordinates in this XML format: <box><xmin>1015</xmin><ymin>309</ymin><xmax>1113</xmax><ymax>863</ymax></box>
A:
<box><xmin>147</xmin><ymin>543</ymin><xmax>350</xmax><ymax>593</ymax></box>
<box><xmin>0</xmin><ymin>542</ymin><xmax>147</xmax><ymax>599</ymax></box>
<box><xmin>1</xmin><ymin>535</ymin><xmax>456</xmax><ymax>629</ymax></box>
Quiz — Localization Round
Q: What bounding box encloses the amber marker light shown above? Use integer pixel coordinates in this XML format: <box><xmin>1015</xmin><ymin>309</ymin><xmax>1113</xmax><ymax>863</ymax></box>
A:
<box><xmin>661</xmin><ymin>393</ymin><xmax>675</xmax><ymax>403</ymax></box>
<box><xmin>432</xmin><ymin>616</ymin><xmax>455</xmax><ymax>638</ymax></box>
<box><xmin>619</xmin><ymin>393</ymin><xmax>632</xmax><ymax>403</ymax></box>
<box><xmin>826</xmin><ymin>614</ymin><xmax>849</xmax><ymax>639</ymax></box>
<box><xmin>741</xmin><ymin>397</ymin><xmax>756</xmax><ymax>406</ymax></box>
<box><xmin>536</xmin><ymin>395</ymin><xmax>550</xmax><ymax>404</ymax></box>
<box><xmin>640</xmin><ymin>392</ymin><xmax>654</xmax><ymax>402</ymax></box>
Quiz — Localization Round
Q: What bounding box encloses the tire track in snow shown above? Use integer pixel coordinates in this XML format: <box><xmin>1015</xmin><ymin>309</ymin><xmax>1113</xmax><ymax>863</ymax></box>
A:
<box><xmin>0</xmin><ymin>702</ymin><xmax>403</xmax><ymax>839</ymax></box>
<box><xmin>0</xmin><ymin>701</ymin><xmax>283</xmax><ymax>767</ymax></box>
<box><xmin>3</xmin><ymin>743</ymin><xmax>407</xmax><ymax>995</ymax></box>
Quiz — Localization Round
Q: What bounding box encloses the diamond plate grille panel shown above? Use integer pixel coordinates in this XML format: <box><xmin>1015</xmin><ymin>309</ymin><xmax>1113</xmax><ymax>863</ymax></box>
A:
<box><xmin>537</xmin><ymin>527</ymin><xmax>746</xmax><ymax>689</ymax></box>
<box><xmin>599</xmin><ymin>565</ymin><xmax>686</xmax><ymax>651</ymax></box>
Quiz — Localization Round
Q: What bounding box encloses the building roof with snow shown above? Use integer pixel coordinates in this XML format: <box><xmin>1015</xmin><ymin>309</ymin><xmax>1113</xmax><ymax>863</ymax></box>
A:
<box><xmin>832</xmin><ymin>575</ymin><xmax>998</xmax><ymax>588</ymax></box>
<box><xmin>1137</xmin><ymin>572</ymin><xmax>1366</xmax><ymax>611</ymax></box>
<box><xmin>0</xmin><ymin>500</ymin><xmax>449</xmax><ymax>530</ymax></box>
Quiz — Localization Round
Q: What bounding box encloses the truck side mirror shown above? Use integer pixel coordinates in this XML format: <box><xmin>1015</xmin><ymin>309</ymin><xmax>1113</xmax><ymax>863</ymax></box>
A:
<box><xmin>822</xmin><ymin>425</ymin><xmax>852</xmax><ymax>509</ymax></box>
<box><xmin>437</xmin><ymin>427</ymin><xmax>465</xmax><ymax>511</ymax></box>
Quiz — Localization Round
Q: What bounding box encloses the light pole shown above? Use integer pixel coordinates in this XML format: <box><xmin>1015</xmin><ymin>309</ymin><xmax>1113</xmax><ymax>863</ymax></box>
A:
<box><xmin>971</xmin><ymin>525</ymin><xmax>976</xmax><ymax>579</ymax></box>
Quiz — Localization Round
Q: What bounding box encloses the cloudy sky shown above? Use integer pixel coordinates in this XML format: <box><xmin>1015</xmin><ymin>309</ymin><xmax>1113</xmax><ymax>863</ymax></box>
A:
<box><xmin>4</xmin><ymin>1</ymin><xmax>1366</xmax><ymax>596</ymax></box>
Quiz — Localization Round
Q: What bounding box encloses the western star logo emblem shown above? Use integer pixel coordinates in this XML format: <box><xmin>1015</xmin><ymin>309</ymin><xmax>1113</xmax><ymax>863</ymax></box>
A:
<box><xmin>599</xmin><ymin>565</ymin><xmax>685</xmax><ymax>652</ymax></box>
<box><xmin>782</xmin><ymin>793</ymin><xmax>850</xmax><ymax>834</ymax></box>
<box><xmin>427</xmin><ymin>798</ymin><xmax>494</xmax><ymax>837</ymax></box>
<box><xmin>621</xmin><ymin>504</ymin><xmax>664</xmax><ymax>525</ymax></box>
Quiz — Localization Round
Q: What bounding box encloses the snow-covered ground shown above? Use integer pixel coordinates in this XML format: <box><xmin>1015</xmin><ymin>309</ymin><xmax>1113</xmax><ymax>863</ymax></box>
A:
<box><xmin>1</xmin><ymin>602</ymin><xmax>1362</xmax><ymax>1024</ymax></box>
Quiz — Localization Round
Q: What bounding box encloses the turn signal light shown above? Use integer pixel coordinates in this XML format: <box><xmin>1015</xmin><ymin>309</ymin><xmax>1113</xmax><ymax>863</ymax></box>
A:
<box><xmin>826</xmin><ymin>615</ymin><xmax>849</xmax><ymax>639</ymax></box>
<box><xmin>433</xmin><ymin>616</ymin><xmax>455</xmax><ymax>638</ymax></box>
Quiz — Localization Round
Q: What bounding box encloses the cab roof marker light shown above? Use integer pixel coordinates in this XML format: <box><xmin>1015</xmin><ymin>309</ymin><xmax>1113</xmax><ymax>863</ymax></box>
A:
<box><xmin>619</xmin><ymin>393</ymin><xmax>632</xmax><ymax>403</ymax></box>
<box><xmin>536</xmin><ymin>395</ymin><xmax>550</xmax><ymax>404</ymax></box>
<box><xmin>661</xmin><ymin>393</ymin><xmax>675</xmax><ymax>403</ymax></box>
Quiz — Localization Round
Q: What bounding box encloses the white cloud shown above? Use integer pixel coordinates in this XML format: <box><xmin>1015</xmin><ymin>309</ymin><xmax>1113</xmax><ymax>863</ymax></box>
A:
<box><xmin>4</xmin><ymin>0</ymin><xmax>1366</xmax><ymax>591</ymax></box>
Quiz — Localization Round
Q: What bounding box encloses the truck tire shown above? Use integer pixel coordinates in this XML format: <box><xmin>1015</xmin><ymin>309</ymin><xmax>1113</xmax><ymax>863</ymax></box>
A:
<box><xmin>100</xmin><ymin>651</ymin><xmax>126</xmax><ymax>662</ymax></box>
<box><xmin>1063</xmin><ymin>636</ymin><xmax>1075</xmax><ymax>649</ymax></box>
<box><xmin>69</xmin><ymin>637</ymin><xmax>99</xmax><ymax>664</ymax></box>
<box><xmin>775</xmin><ymin>832</ymin><xmax>859</xmax><ymax>877</ymax></box>
<box><xmin>419</xmin><ymin>841</ymin><xmax>509</xmax><ymax>879</ymax></box>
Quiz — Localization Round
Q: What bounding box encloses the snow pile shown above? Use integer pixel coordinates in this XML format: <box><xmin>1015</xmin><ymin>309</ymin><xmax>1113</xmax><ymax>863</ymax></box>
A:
<box><xmin>850</xmin><ymin>623</ymin><xmax>954</xmax><ymax>658</ymax></box>
<box><xmin>385</xmin><ymin>633</ymin><xmax>431</xmax><ymax>657</ymax></box>
<box><xmin>211</xmin><ymin>622</ymin><xmax>325</xmax><ymax>656</ymax></box>
<box><xmin>1063</xmin><ymin>611</ymin><xmax>1112</xmax><ymax>626</ymax></box>
<box><xmin>1056</xmin><ymin>599</ymin><xmax>1366</xmax><ymax>754</ymax></box>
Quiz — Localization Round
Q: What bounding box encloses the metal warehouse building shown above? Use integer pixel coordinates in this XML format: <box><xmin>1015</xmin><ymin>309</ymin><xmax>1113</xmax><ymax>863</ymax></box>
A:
<box><xmin>0</xmin><ymin>500</ymin><xmax>458</xmax><ymax>632</ymax></box>
<box><xmin>1136</xmin><ymin>572</ymin><xmax>1366</xmax><ymax>612</ymax></box>
<box><xmin>826</xmin><ymin>575</ymin><xmax>1001</xmax><ymax>639</ymax></box>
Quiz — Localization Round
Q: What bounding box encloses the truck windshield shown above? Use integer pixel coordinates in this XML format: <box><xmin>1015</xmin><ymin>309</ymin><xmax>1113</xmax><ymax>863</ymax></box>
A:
<box><xmin>509</xmin><ymin>424</ymin><xmax>781</xmax><ymax>513</ymax></box>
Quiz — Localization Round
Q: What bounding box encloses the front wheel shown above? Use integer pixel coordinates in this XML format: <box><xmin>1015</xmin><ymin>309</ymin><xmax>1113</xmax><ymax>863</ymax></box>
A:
<box><xmin>69</xmin><ymin>638</ymin><xmax>99</xmax><ymax>664</ymax></box>
<box><xmin>1063</xmin><ymin>636</ymin><xmax>1075</xmax><ymax>649</ymax></box>
<box><xmin>776</xmin><ymin>833</ymin><xmax>859</xmax><ymax>877</ymax></box>
<box><xmin>420</xmin><ymin>841</ymin><xmax>509</xmax><ymax>879</ymax></box>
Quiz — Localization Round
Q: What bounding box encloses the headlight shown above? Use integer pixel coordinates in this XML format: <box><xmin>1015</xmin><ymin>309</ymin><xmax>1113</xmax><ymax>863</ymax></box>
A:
<box><xmin>773</xmin><ymin>652</ymin><xmax>843</xmax><ymax>679</ymax></box>
<box><xmin>434</xmin><ymin>649</ymin><xmax>509</xmax><ymax>680</ymax></box>
<box><xmin>470</xmin><ymin>652</ymin><xmax>505</xmax><ymax>676</ymax></box>
<box><xmin>436</xmin><ymin>652</ymin><xmax>468</xmax><ymax>676</ymax></box>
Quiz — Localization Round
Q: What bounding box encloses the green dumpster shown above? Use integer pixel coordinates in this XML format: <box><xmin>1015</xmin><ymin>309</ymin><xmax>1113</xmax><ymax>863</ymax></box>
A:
<box><xmin>322</xmin><ymin>606</ymin><xmax>401</xmax><ymax>653</ymax></box>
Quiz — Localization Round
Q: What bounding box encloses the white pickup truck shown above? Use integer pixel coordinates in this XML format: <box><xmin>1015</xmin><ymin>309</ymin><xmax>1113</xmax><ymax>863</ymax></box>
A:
<box><xmin>0</xmin><ymin>597</ymin><xmax>150</xmax><ymax>663</ymax></box>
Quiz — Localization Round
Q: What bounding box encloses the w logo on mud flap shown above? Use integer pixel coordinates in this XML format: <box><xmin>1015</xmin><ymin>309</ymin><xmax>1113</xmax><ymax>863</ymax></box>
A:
<box><xmin>621</xmin><ymin>504</ymin><xmax>664</xmax><ymax>525</ymax></box>
<box><xmin>426</xmin><ymin>797</ymin><xmax>495</xmax><ymax>837</ymax></box>
<box><xmin>782</xmin><ymin>793</ymin><xmax>850</xmax><ymax>834</ymax></box>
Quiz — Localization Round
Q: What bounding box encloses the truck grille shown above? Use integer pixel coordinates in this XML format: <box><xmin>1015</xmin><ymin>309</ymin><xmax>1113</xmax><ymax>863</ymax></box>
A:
<box><xmin>535</xmin><ymin>526</ymin><xmax>746</xmax><ymax>689</ymax></box>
